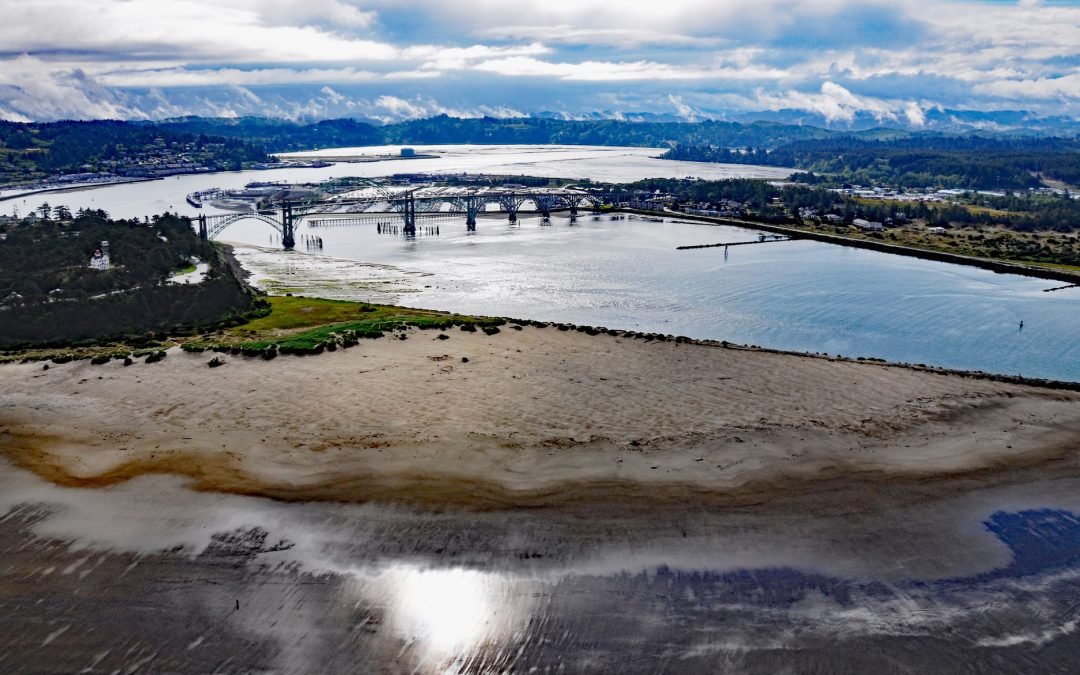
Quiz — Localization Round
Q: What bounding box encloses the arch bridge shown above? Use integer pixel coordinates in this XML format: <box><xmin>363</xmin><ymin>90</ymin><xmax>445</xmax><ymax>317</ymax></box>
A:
<box><xmin>195</xmin><ymin>186</ymin><xmax>636</xmax><ymax>249</ymax></box>
<box><xmin>197</xmin><ymin>202</ymin><xmax>307</xmax><ymax>249</ymax></box>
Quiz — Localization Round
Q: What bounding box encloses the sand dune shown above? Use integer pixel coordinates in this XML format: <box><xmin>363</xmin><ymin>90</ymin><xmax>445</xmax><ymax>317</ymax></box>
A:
<box><xmin>1</xmin><ymin>326</ymin><xmax>1078</xmax><ymax>509</ymax></box>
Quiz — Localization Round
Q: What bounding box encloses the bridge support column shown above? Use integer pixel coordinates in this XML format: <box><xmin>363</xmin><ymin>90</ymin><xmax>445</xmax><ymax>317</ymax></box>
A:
<box><xmin>281</xmin><ymin>202</ymin><xmax>296</xmax><ymax>249</ymax></box>
<box><xmin>197</xmin><ymin>214</ymin><xmax>208</xmax><ymax>241</ymax></box>
<box><xmin>463</xmin><ymin>195</ymin><xmax>481</xmax><ymax>231</ymax></box>
<box><xmin>403</xmin><ymin>193</ymin><xmax>416</xmax><ymax>235</ymax></box>
<box><xmin>568</xmin><ymin>195</ymin><xmax>587</xmax><ymax>217</ymax></box>
<box><xmin>535</xmin><ymin>195</ymin><xmax>556</xmax><ymax>221</ymax></box>
<box><xmin>499</xmin><ymin>194</ymin><xmax>526</xmax><ymax>224</ymax></box>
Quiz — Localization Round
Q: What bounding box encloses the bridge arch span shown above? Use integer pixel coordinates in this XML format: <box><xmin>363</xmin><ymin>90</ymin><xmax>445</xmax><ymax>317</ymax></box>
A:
<box><xmin>204</xmin><ymin>212</ymin><xmax>285</xmax><ymax>240</ymax></box>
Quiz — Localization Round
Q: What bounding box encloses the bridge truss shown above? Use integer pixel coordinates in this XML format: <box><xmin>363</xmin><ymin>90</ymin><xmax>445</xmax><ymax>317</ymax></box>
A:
<box><xmin>195</xmin><ymin>184</ymin><xmax>633</xmax><ymax>249</ymax></box>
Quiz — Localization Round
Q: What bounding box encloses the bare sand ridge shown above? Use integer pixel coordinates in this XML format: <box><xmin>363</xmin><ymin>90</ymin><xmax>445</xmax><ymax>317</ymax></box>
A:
<box><xmin>1</xmin><ymin>326</ymin><xmax>1078</xmax><ymax>509</ymax></box>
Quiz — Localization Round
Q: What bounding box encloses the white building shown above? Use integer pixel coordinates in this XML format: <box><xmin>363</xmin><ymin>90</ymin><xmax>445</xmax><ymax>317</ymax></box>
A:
<box><xmin>853</xmin><ymin>218</ymin><xmax>884</xmax><ymax>232</ymax></box>
<box><xmin>89</xmin><ymin>240</ymin><xmax>110</xmax><ymax>270</ymax></box>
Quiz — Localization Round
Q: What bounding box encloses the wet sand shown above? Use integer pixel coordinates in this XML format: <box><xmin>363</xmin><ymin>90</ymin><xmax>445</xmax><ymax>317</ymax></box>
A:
<box><xmin>2</xmin><ymin>458</ymin><xmax>1080</xmax><ymax>673</ymax></box>
<box><xmin>3</xmin><ymin>327</ymin><xmax>1080</xmax><ymax>673</ymax></box>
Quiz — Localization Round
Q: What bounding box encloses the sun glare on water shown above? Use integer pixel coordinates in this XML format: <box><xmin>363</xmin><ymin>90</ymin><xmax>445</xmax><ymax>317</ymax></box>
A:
<box><xmin>394</xmin><ymin>568</ymin><xmax>491</xmax><ymax>652</ymax></box>
<box><xmin>375</xmin><ymin>565</ymin><xmax>536</xmax><ymax>672</ymax></box>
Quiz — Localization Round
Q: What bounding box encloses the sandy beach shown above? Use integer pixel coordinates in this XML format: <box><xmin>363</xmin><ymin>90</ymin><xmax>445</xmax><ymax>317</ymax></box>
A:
<box><xmin>2</xmin><ymin>326</ymin><xmax>1078</xmax><ymax>511</ymax></box>
<box><xmin>4</xmin><ymin>325</ymin><xmax>1080</xmax><ymax>673</ymax></box>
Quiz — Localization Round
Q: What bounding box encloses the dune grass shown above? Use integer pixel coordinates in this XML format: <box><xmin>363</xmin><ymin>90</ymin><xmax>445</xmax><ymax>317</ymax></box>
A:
<box><xmin>181</xmin><ymin>296</ymin><xmax>504</xmax><ymax>355</ymax></box>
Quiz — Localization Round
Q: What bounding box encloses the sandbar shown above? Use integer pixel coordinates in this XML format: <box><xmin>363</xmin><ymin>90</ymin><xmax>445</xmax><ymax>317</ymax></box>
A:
<box><xmin>1</xmin><ymin>326</ymin><xmax>1078</xmax><ymax>510</ymax></box>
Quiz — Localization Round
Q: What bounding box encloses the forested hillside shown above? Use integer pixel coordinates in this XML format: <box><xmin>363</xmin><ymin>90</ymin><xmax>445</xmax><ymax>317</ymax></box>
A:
<box><xmin>0</xmin><ymin>211</ymin><xmax>261</xmax><ymax>347</ymax></box>
<box><xmin>663</xmin><ymin>136</ymin><xmax>1080</xmax><ymax>190</ymax></box>
<box><xmin>0</xmin><ymin>120</ymin><xmax>269</xmax><ymax>185</ymax></box>
<box><xmin>154</xmin><ymin>114</ymin><xmax>836</xmax><ymax>152</ymax></box>
<box><xmin>5</xmin><ymin>115</ymin><xmax>1078</xmax><ymax>193</ymax></box>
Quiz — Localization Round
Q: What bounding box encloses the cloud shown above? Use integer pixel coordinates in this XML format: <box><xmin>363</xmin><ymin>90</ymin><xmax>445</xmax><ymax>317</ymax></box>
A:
<box><xmin>240</xmin><ymin>0</ymin><xmax>377</xmax><ymax>30</ymax></box>
<box><xmin>903</xmin><ymin>100</ymin><xmax>926</xmax><ymax>127</ymax></box>
<box><xmin>0</xmin><ymin>55</ymin><xmax>139</xmax><ymax>121</ymax></box>
<box><xmin>974</xmin><ymin>72</ymin><xmax>1080</xmax><ymax>100</ymax></box>
<box><xmin>98</xmin><ymin>67</ymin><xmax>385</xmax><ymax>88</ymax></box>
<box><xmin>471</xmin><ymin>56</ymin><xmax>788</xmax><ymax>81</ymax></box>
<box><xmin>373</xmin><ymin>95</ymin><xmax>428</xmax><ymax>120</ymax></box>
<box><xmin>754</xmin><ymin>81</ymin><xmax>907</xmax><ymax>124</ymax></box>
<box><xmin>0</xmin><ymin>0</ymin><xmax>398</xmax><ymax>64</ymax></box>
<box><xmin>368</xmin><ymin>95</ymin><xmax>526</xmax><ymax>123</ymax></box>
<box><xmin>667</xmin><ymin>95</ymin><xmax>700</xmax><ymax>122</ymax></box>
<box><xmin>1</xmin><ymin>0</ymin><xmax>1079</xmax><ymax>122</ymax></box>
<box><xmin>475</xmin><ymin>25</ymin><xmax>726</xmax><ymax>48</ymax></box>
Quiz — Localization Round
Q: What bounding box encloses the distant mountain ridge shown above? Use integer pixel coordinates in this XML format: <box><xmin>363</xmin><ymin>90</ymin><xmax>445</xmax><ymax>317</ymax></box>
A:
<box><xmin>149</xmin><ymin>114</ymin><xmax>824</xmax><ymax>152</ymax></box>
<box><xmin>4</xmin><ymin>115</ymin><xmax>1077</xmax><ymax>191</ymax></box>
<box><xmin>146</xmin><ymin>112</ymin><xmax>1077</xmax><ymax>156</ymax></box>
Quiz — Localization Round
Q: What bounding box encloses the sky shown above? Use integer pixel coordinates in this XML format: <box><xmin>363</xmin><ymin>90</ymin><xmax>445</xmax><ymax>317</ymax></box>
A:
<box><xmin>1</xmin><ymin>0</ymin><xmax>1079</xmax><ymax>125</ymax></box>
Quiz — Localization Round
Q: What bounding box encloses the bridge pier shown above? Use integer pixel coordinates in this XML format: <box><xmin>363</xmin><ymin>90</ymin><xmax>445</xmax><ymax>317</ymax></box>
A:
<box><xmin>499</xmin><ymin>194</ymin><xmax>527</xmax><ymax>223</ymax></box>
<box><xmin>534</xmin><ymin>194</ymin><xmax>559</xmax><ymax>221</ymax></box>
<box><xmin>281</xmin><ymin>203</ymin><xmax>296</xmax><ymax>249</ymax></box>
<box><xmin>459</xmin><ymin>195</ymin><xmax>483</xmax><ymax>231</ymax></box>
<box><xmin>197</xmin><ymin>214</ymin><xmax>208</xmax><ymax>241</ymax></box>
<box><xmin>403</xmin><ymin>193</ymin><xmax>417</xmax><ymax>235</ymax></box>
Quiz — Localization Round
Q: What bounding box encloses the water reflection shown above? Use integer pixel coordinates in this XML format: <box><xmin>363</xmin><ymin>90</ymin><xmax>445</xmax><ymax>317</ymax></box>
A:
<box><xmin>358</xmin><ymin>566</ymin><xmax>535</xmax><ymax>673</ymax></box>
<box><xmin>1</xmin><ymin>459</ymin><xmax>1080</xmax><ymax>672</ymax></box>
<box><xmin>391</xmin><ymin>568</ymin><xmax>497</xmax><ymax>658</ymax></box>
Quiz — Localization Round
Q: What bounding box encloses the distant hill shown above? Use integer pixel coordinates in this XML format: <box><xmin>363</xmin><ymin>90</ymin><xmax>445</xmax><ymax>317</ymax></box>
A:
<box><xmin>5</xmin><ymin>115</ymin><xmax>1078</xmax><ymax>193</ymax></box>
<box><xmin>152</xmin><ymin>114</ymin><xmax>843</xmax><ymax>152</ymax></box>
<box><xmin>0</xmin><ymin>119</ymin><xmax>268</xmax><ymax>185</ymax></box>
<box><xmin>151</xmin><ymin>116</ymin><xmax>385</xmax><ymax>152</ymax></box>
<box><xmin>664</xmin><ymin>134</ymin><xmax>1080</xmax><ymax>190</ymax></box>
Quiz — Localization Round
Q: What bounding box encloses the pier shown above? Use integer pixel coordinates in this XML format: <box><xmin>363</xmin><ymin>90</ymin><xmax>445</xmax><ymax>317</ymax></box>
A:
<box><xmin>677</xmin><ymin>234</ymin><xmax>791</xmax><ymax>250</ymax></box>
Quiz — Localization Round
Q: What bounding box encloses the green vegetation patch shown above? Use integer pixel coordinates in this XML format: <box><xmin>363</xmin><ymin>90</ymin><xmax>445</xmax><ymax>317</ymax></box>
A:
<box><xmin>181</xmin><ymin>296</ymin><xmax>505</xmax><ymax>356</ymax></box>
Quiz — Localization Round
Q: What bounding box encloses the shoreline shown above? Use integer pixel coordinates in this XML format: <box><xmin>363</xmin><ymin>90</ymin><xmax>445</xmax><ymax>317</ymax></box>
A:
<box><xmin>634</xmin><ymin>208</ymin><xmax>1080</xmax><ymax>285</ymax></box>
<box><xmin>0</xmin><ymin>176</ymin><xmax>161</xmax><ymax>203</ymax></box>
<box><xmin>8</xmin><ymin>306</ymin><xmax>1080</xmax><ymax>390</ymax></box>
